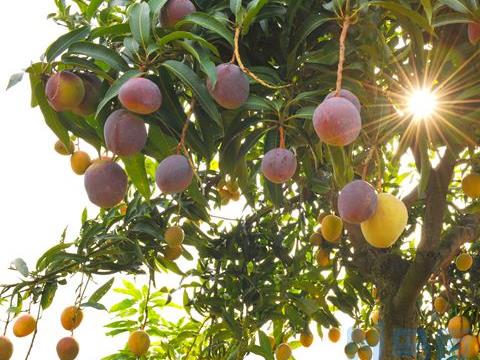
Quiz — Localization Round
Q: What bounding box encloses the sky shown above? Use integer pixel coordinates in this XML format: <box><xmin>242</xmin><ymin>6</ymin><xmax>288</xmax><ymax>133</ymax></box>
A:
<box><xmin>0</xmin><ymin>1</ymin><xmax>360</xmax><ymax>359</ymax></box>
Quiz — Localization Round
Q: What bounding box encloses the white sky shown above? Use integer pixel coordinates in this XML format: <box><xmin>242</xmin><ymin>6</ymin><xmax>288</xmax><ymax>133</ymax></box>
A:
<box><xmin>0</xmin><ymin>1</ymin><xmax>362</xmax><ymax>359</ymax></box>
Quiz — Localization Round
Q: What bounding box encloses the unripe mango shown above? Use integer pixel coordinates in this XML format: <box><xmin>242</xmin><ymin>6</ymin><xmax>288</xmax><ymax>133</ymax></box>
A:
<box><xmin>448</xmin><ymin>315</ymin><xmax>470</xmax><ymax>339</ymax></box>
<box><xmin>61</xmin><ymin>306</ymin><xmax>83</xmax><ymax>331</ymax></box>
<box><xmin>433</xmin><ymin>296</ymin><xmax>449</xmax><ymax>315</ymax></box>
<box><xmin>155</xmin><ymin>155</ymin><xmax>193</xmax><ymax>194</ymax></box>
<box><xmin>164</xmin><ymin>245</ymin><xmax>183</xmax><ymax>261</ymax></box>
<box><xmin>165</xmin><ymin>226</ymin><xmax>184</xmax><ymax>246</ymax></box>
<box><xmin>365</xmin><ymin>328</ymin><xmax>379</xmax><ymax>347</ymax></box>
<box><xmin>456</xmin><ymin>253</ymin><xmax>473</xmax><ymax>272</ymax></box>
<box><xmin>261</xmin><ymin>148</ymin><xmax>297</xmax><ymax>184</ymax></box>
<box><xmin>54</xmin><ymin>140</ymin><xmax>75</xmax><ymax>155</ymax></box>
<box><xmin>119</xmin><ymin>78</ymin><xmax>162</xmax><ymax>115</ymax></box>
<box><xmin>0</xmin><ymin>336</ymin><xmax>13</xmax><ymax>360</ymax></box>
<box><xmin>45</xmin><ymin>71</ymin><xmax>85</xmax><ymax>112</ymax></box>
<box><xmin>462</xmin><ymin>173</ymin><xmax>480</xmax><ymax>198</ymax></box>
<box><xmin>358</xmin><ymin>345</ymin><xmax>372</xmax><ymax>360</ymax></box>
<box><xmin>313</xmin><ymin>97</ymin><xmax>361</xmax><ymax>146</ymax></box>
<box><xmin>309</xmin><ymin>232</ymin><xmax>322</xmax><ymax>246</ymax></box>
<box><xmin>351</xmin><ymin>328</ymin><xmax>366</xmax><ymax>343</ymax></box>
<box><xmin>275</xmin><ymin>343</ymin><xmax>291</xmax><ymax>360</ymax></box>
<box><xmin>360</xmin><ymin>193</ymin><xmax>408</xmax><ymax>248</ymax></box>
<box><xmin>13</xmin><ymin>314</ymin><xmax>36</xmax><ymax>337</ymax></box>
<box><xmin>344</xmin><ymin>342</ymin><xmax>358</xmax><ymax>358</ymax></box>
<box><xmin>161</xmin><ymin>0</ymin><xmax>196</xmax><ymax>27</ymax></box>
<box><xmin>70</xmin><ymin>151</ymin><xmax>91</xmax><ymax>175</ymax></box>
<box><xmin>127</xmin><ymin>330</ymin><xmax>150</xmax><ymax>357</ymax></box>
<box><xmin>315</xmin><ymin>248</ymin><xmax>330</xmax><ymax>267</ymax></box>
<box><xmin>84</xmin><ymin>160</ymin><xmax>128</xmax><ymax>208</ymax></box>
<box><xmin>320</xmin><ymin>214</ymin><xmax>343</xmax><ymax>243</ymax></box>
<box><xmin>56</xmin><ymin>337</ymin><xmax>79</xmax><ymax>360</ymax></box>
<box><xmin>299</xmin><ymin>330</ymin><xmax>313</xmax><ymax>347</ymax></box>
<box><xmin>207</xmin><ymin>63</ymin><xmax>250</xmax><ymax>110</ymax></box>
<box><xmin>328</xmin><ymin>327</ymin><xmax>341</xmax><ymax>343</ymax></box>
<box><xmin>460</xmin><ymin>334</ymin><xmax>479</xmax><ymax>358</ymax></box>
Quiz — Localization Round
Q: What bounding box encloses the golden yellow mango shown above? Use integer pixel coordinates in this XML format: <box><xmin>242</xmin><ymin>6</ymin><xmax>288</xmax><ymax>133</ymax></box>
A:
<box><xmin>360</xmin><ymin>193</ymin><xmax>408</xmax><ymax>248</ymax></box>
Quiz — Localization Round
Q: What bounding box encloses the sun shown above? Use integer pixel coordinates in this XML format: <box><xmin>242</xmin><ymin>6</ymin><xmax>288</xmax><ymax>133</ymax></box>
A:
<box><xmin>407</xmin><ymin>89</ymin><xmax>438</xmax><ymax>120</ymax></box>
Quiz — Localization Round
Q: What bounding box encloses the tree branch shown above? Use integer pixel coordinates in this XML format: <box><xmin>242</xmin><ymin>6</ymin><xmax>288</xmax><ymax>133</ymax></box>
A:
<box><xmin>393</xmin><ymin>147</ymin><xmax>459</xmax><ymax>309</ymax></box>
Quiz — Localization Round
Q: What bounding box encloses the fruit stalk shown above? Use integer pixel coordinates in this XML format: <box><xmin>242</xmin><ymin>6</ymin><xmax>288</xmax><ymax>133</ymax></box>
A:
<box><xmin>233</xmin><ymin>27</ymin><xmax>289</xmax><ymax>90</ymax></box>
<box><xmin>335</xmin><ymin>16</ymin><xmax>351</xmax><ymax>97</ymax></box>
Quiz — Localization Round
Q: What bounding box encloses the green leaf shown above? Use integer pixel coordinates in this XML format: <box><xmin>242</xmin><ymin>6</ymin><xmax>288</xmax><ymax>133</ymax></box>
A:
<box><xmin>421</xmin><ymin>0</ymin><xmax>433</xmax><ymax>23</ymax></box>
<box><xmin>149</xmin><ymin>0</ymin><xmax>168</xmax><ymax>19</ymax></box>
<box><xmin>86</xmin><ymin>0</ymin><xmax>105</xmax><ymax>19</ymax></box>
<box><xmin>89</xmin><ymin>278</ymin><xmax>115</xmax><ymax>303</ymax></box>
<box><xmin>41</xmin><ymin>282</ymin><xmax>58</xmax><ymax>310</ymax></box>
<box><xmin>155</xmin><ymin>31</ymin><xmax>219</xmax><ymax>55</ymax></box>
<box><xmin>96</xmin><ymin>69</ymin><xmax>143</xmax><ymax>117</ymax></box>
<box><xmin>370</xmin><ymin>1</ymin><xmax>434</xmax><ymax>34</ymax></box>
<box><xmin>80</xmin><ymin>302</ymin><xmax>107</xmax><ymax>311</ymax></box>
<box><xmin>258</xmin><ymin>331</ymin><xmax>275</xmax><ymax>360</ymax></box>
<box><xmin>177</xmin><ymin>13</ymin><xmax>234</xmax><ymax>46</ymax></box>
<box><xmin>230</xmin><ymin>0</ymin><xmax>243</xmax><ymax>20</ymax></box>
<box><xmin>175</xmin><ymin>41</ymin><xmax>217</xmax><ymax>86</ymax></box>
<box><xmin>68</xmin><ymin>41</ymin><xmax>129</xmax><ymax>72</ymax></box>
<box><xmin>242</xmin><ymin>0</ymin><xmax>269</xmax><ymax>34</ymax></box>
<box><xmin>439</xmin><ymin>0</ymin><xmax>472</xmax><ymax>13</ymax></box>
<box><xmin>45</xmin><ymin>26</ymin><xmax>91</xmax><ymax>62</ymax></box>
<box><xmin>6</xmin><ymin>72</ymin><xmax>24</xmax><ymax>90</ymax></box>
<box><xmin>34</xmin><ymin>82</ymin><xmax>71</xmax><ymax>147</ymax></box>
<box><xmin>161</xmin><ymin>60</ymin><xmax>221</xmax><ymax>126</ymax></box>
<box><xmin>129</xmin><ymin>2</ymin><xmax>151</xmax><ymax>48</ymax></box>
<box><xmin>121</xmin><ymin>153</ymin><xmax>151</xmax><ymax>199</ymax></box>
<box><xmin>10</xmin><ymin>258</ymin><xmax>29</xmax><ymax>277</ymax></box>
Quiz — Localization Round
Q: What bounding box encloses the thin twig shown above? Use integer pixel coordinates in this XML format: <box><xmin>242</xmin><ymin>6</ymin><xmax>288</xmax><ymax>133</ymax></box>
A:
<box><xmin>335</xmin><ymin>17</ymin><xmax>351</xmax><ymax>96</ymax></box>
<box><xmin>24</xmin><ymin>303</ymin><xmax>42</xmax><ymax>360</ymax></box>
<box><xmin>233</xmin><ymin>27</ymin><xmax>290</xmax><ymax>90</ymax></box>
<box><xmin>141</xmin><ymin>272</ymin><xmax>153</xmax><ymax>330</ymax></box>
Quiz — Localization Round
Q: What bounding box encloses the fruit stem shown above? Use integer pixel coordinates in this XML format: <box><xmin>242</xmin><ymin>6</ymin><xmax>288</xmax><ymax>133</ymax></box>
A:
<box><xmin>279</xmin><ymin>126</ymin><xmax>286</xmax><ymax>149</ymax></box>
<box><xmin>176</xmin><ymin>100</ymin><xmax>195</xmax><ymax>155</ymax></box>
<box><xmin>233</xmin><ymin>27</ymin><xmax>290</xmax><ymax>90</ymax></box>
<box><xmin>335</xmin><ymin>16</ymin><xmax>351</xmax><ymax>97</ymax></box>
<box><xmin>141</xmin><ymin>272</ymin><xmax>153</xmax><ymax>330</ymax></box>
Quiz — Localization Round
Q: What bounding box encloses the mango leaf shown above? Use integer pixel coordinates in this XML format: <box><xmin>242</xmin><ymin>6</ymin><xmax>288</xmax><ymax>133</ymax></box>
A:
<box><xmin>176</xmin><ymin>41</ymin><xmax>217</xmax><ymax>86</ymax></box>
<box><xmin>155</xmin><ymin>31</ymin><xmax>219</xmax><ymax>55</ymax></box>
<box><xmin>86</xmin><ymin>0</ymin><xmax>105</xmax><ymax>19</ymax></box>
<box><xmin>129</xmin><ymin>2</ymin><xmax>151</xmax><ymax>48</ymax></box>
<box><xmin>89</xmin><ymin>278</ymin><xmax>115</xmax><ymax>303</ymax></box>
<box><xmin>370</xmin><ymin>1</ymin><xmax>434</xmax><ymax>34</ymax></box>
<box><xmin>41</xmin><ymin>281</ymin><xmax>58</xmax><ymax>310</ymax></box>
<box><xmin>80</xmin><ymin>301</ymin><xmax>107</xmax><ymax>311</ymax></box>
<box><xmin>257</xmin><ymin>331</ymin><xmax>275</xmax><ymax>360</ymax></box>
<box><xmin>34</xmin><ymin>82</ymin><xmax>71</xmax><ymax>147</ymax></box>
<box><xmin>161</xmin><ymin>60</ymin><xmax>221</xmax><ymax>126</ymax></box>
<box><xmin>242</xmin><ymin>0</ymin><xmax>269</xmax><ymax>34</ymax></box>
<box><xmin>6</xmin><ymin>72</ymin><xmax>24</xmax><ymax>90</ymax></box>
<box><xmin>68</xmin><ymin>41</ymin><xmax>129</xmax><ymax>72</ymax></box>
<box><xmin>149</xmin><ymin>0</ymin><xmax>168</xmax><ymax>20</ymax></box>
<box><xmin>45</xmin><ymin>26</ymin><xmax>91</xmax><ymax>62</ymax></box>
<box><xmin>439</xmin><ymin>0</ymin><xmax>472</xmax><ymax>13</ymax></box>
<box><xmin>96</xmin><ymin>69</ymin><xmax>143</xmax><ymax>117</ymax></box>
<box><xmin>10</xmin><ymin>258</ymin><xmax>29</xmax><ymax>277</ymax></box>
<box><xmin>121</xmin><ymin>153</ymin><xmax>151</xmax><ymax>199</ymax></box>
<box><xmin>177</xmin><ymin>13</ymin><xmax>234</xmax><ymax>46</ymax></box>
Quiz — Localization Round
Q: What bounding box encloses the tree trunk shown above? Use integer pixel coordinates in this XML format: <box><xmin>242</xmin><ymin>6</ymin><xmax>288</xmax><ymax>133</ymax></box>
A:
<box><xmin>379</xmin><ymin>301</ymin><xmax>417</xmax><ymax>360</ymax></box>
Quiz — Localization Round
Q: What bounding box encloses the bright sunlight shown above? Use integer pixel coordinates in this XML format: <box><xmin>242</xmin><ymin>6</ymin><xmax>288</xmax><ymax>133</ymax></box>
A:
<box><xmin>407</xmin><ymin>89</ymin><xmax>438</xmax><ymax>120</ymax></box>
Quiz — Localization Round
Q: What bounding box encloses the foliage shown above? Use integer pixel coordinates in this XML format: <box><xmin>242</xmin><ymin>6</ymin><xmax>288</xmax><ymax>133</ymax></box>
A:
<box><xmin>4</xmin><ymin>0</ymin><xmax>480</xmax><ymax>359</ymax></box>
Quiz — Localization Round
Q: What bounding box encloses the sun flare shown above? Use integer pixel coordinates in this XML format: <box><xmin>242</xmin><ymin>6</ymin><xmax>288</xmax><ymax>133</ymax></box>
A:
<box><xmin>407</xmin><ymin>89</ymin><xmax>438</xmax><ymax>120</ymax></box>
